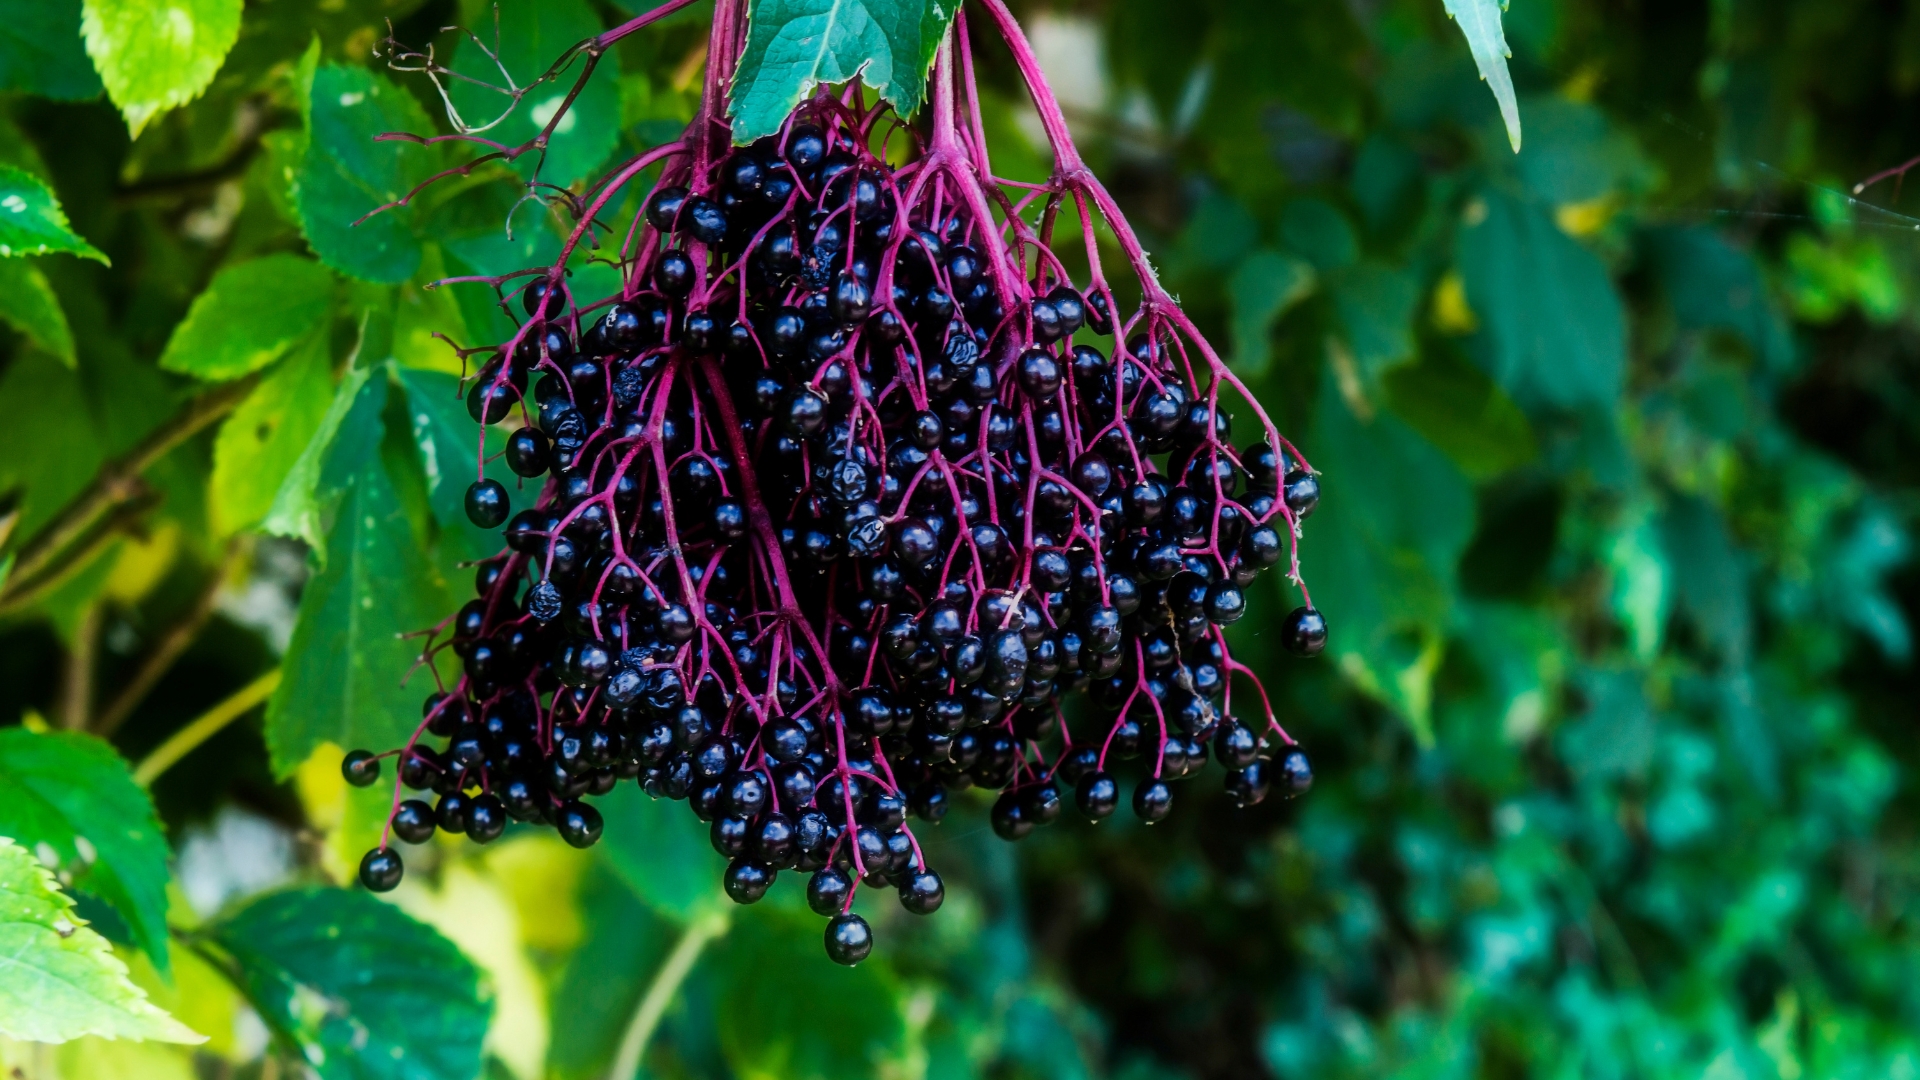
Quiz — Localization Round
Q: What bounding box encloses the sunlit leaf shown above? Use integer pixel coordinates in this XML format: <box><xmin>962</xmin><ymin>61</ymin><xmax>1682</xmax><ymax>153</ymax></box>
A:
<box><xmin>80</xmin><ymin>0</ymin><xmax>243</xmax><ymax>137</ymax></box>
<box><xmin>0</xmin><ymin>165</ymin><xmax>106</xmax><ymax>262</ymax></box>
<box><xmin>294</xmin><ymin>63</ymin><xmax>437</xmax><ymax>283</ymax></box>
<box><xmin>210</xmin><ymin>330</ymin><xmax>335</xmax><ymax>536</ymax></box>
<box><xmin>731</xmin><ymin>0</ymin><xmax>960</xmax><ymax>143</ymax></box>
<box><xmin>0</xmin><ymin>257</ymin><xmax>75</xmax><ymax>366</ymax></box>
<box><xmin>0</xmin><ymin>837</ymin><xmax>201</xmax><ymax>1044</ymax></box>
<box><xmin>158</xmin><ymin>254</ymin><xmax>333</xmax><ymax>381</ymax></box>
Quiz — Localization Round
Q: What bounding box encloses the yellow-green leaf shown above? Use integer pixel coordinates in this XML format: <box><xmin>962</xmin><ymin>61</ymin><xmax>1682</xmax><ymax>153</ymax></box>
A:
<box><xmin>80</xmin><ymin>0</ymin><xmax>243</xmax><ymax>137</ymax></box>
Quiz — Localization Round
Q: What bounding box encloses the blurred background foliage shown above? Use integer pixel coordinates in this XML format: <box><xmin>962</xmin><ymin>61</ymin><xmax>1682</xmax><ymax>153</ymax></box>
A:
<box><xmin>0</xmin><ymin>0</ymin><xmax>1918</xmax><ymax>1077</ymax></box>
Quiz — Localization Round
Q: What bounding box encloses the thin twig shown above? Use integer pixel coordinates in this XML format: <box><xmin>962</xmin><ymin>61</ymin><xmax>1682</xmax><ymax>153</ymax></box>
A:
<box><xmin>605</xmin><ymin>910</ymin><xmax>730</xmax><ymax>1080</ymax></box>
<box><xmin>94</xmin><ymin>539</ymin><xmax>247</xmax><ymax>737</ymax></box>
<box><xmin>0</xmin><ymin>495</ymin><xmax>160</xmax><ymax>619</ymax></box>
<box><xmin>1</xmin><ymin>378</ymin><xmax>257</xmax><ymax>607</ymax></box>
<box><xmin>132</xmin><ymin>669</ymin><xmax>282</xmax><ymax>788</ymax></box>
<box><xmin>58</xmin><ymin>601</ymin><xmax>102</xmax><ymax>730</ymax></box>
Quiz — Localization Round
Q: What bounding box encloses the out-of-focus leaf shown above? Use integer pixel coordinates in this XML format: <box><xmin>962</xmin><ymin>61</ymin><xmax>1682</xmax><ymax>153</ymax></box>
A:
<box><xmin>1512</xmin><ymin>97</ymin><xmax>1649</xmax><ymax>206</ymax></box>
<box><xmin>1659</xmin><ymin>494</ymin><xmax>1749</xmax><ymax>662</ymax></box>
<box><xmin>158</xmin><ymin>254</ymin><xmax>333</xmax><ymax>381</ymax></box>
<box><xmin>1380</xmin><ymin>347</ymin><xmax>1535</xmax><ymax>480</ymax></box>
<box><xmin>0</xmin><ymin>837</ymin><xmax>202</xmax><ymax>1044</ymax></box>
<box><xmin>545</xmin><ymin>860</ymin><xmax>677</xmax><ymax>1080</ymax></box>
<box><xmin>0</xmin><ymin>728</ymin><xmax>172</xmax><ymax>973</ymax></box>
<box><xmin>1557</xmin><ymin>669</ymin><xmax>1655</xmax><ymax>783</ymax></box>
<box><xmin>210</xmin><ymin>886</ymin><xmax>491</xmax><ymax>1080</ymax></box>
<box><xmin>1329</xmin><ymin>261</ymin><xmax>1419</xmax><ymax>383</ymax></box>
<box><xmin>715</xmin><ymin>909</ymin><xmax>907</xmax><ymax>1080</ymax></box>
<box><xmin>80</xmin><ymin>0</ymin><xmax>242</xmax><ymax>137</ymax></box>
<box><xmin>0</xmin><ymin>165</ymin><xmax>106</xmax><ymax>262</ymax></box>
<box><xmin>1280</xmin><ymin>198</ymin><xmax>1358</xmax><ymax>273</ymax></box>
<box><xmin>600</xmin><ymin>782</ymin><xmax>728</xmax><ymax>921</ymax></box>
<box><xmin>447</xmin><ymin>0</ymin><xmax>622</xmax><ymax>187</ymax></box>
<box><xmin>731</xmin><ymin>0</ymin><xmax>960</xmax><ymax>143</ymax></box>
<box><xmin>1606</xmin><ymin>507</ymin><xmax>1671</xmax><ymax>662</ymax></box>
<box><xmin>1228</xmin><ymin>250</ymin><xmax>1314</xmax><ymax>376</ymax></box>
<box><xmin>294</xmin><ymin>63</ymin><xmax>436</xmax><ymax>283</ymax></box>
<box><xmin>1303</xmin><ymin>374</ymin><xmax>1475</xmax><ymax>738</ymax></box>
<box><xmin>0</xmin><ymin>257</ymin><xmax>74</xmax><ymax>366</ymax></box>
<box><xmin>1442</xmin><ymin>0</ymin><xmax>1521</xmax><ymax>152</ymax></box>
<box><xmin>0</xmin><ymin>0</ymin><xmax>103</xmax><ymax>100</ymax></box>
<box><xmin>1643</xmin><ymin>227</ymin><xmax>1794</xmax><ymax>371</ymax></box>
<box><xmin>1457</xmin><ymin>188</ymin><xmax>1625</xmax><ymax>410</ymax></box>
<box><xmin>210</xmin><ymin>330</ymin><xmax>335</xmax><ymax>536</ymax></box>
<box><xmin>264</xmin><ymin>376</ymin><xmax>452</xmax><ymax>776</ymax></box>
<box><xmin>393</xmin><ymin>365</ymin><xmax>514</xmax><ymax>562</ymax></box>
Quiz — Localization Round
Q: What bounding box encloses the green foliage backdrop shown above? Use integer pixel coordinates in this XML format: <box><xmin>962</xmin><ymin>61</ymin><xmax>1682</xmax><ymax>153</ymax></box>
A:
<box><xmin>0</xmin><ymin>0</ymin><xmax>1916</xmax><ymax>1078</ymax></box>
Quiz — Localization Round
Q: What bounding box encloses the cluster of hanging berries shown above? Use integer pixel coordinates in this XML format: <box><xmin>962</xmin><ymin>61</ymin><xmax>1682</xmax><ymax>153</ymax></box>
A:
<box><xmin>345</xmin><ymin>0</ymin><xmax>1324</xmax><ymax>965</ymax></box>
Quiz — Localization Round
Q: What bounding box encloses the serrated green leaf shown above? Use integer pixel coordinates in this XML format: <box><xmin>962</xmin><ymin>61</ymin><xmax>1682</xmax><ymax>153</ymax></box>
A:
<box><xmin>158</xmin><ymin>255</ymin><xmax>333</xmax><ymax>381</ymax></box>
<box><xmin>392</xmin><ymin>365</ymin><xmax>513</xmax><ymax>563</ymax></box>
<box><xmin>210</xmin><ymin>331</ymin><xmax>335</xmax><ymax>536</ymax></box>
<box><xmin>731</xmin><ymin>0</ymin><xmax>959</xmax><ymax>143</ymax></box>
<box><xmin>448</xmin><ymin>0</ymin><xmax>622</xmax><ymax>187</ymax></box>
<box><xmin>0</xmin><ymin>728</ymin><xmax>173</xmax><ymax>974</ymax></box>
<box><xmin>1457</xmin><ymin>188</ymin><xmax>1625</xmax><ymax>410</ymax></box>
<box><xmin>261</xmin><ymin>362</ymin><xmax>376</xmax><ymax>554</ymax></box>
<box><xmin>80</xmin><ymin>0</ymin><xmax>242</xmax><ymax>137</ymax></box>
<box><xmin>1442</xmin><ymin>0</ymin><xmax>1520</xmax><ymax>153</ymax></box>
<box><xmin>0</xmin><ymin>837</ymin><xmax>202</xmax><ymax>1044</ymax></box>
<box><xmin>0</xmin><ymin>0</ymin><xmax>104</xmax><ymax>101</ymax></box>
<box><xmin>599</xmin><ymin>783</ymin><xmax>729</xmax><ymax>922</ymax></box>
<box><xmin>0</xmin><ymin>165</ymin><xmax>106</xmax><ymax>262</ymax></box>
<box><xmin>294</xmin><ymin>64</ymin><xmax>436</xmax><ymax>284</ymax></box>
<box><xmin>715</xmin><ymin>909</ymin><xmax>906</xmax><ymax>1080</ymax></box>
<box><xmin>210</xmin><ymin>886</ymin><xmax>490</xmax><ymax>1080</ymax></box>
<box><xmin>0</xmin><ymin>257</ymin><xmax>75</xmax><ymax>366</ymax></box>
<box><xmin>265</xmin><ymin>427</ymin><xmax>452</xmax><ymax>777</ymax></box>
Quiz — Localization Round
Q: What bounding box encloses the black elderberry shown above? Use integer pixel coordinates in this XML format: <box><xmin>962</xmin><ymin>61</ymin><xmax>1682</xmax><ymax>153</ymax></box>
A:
<box><xmin>1280</xmin><ymin>607</ymin><xmax>1328</xmax><ymax>656</ymax></box>
<box><xmin>1280</xmin><ymin>749</ymin><xmax>1313</xmax><ymax>796</ymax></box>
<box><xmin>724</xmin><ymin>858</ymin><xmax>775</xmax><ymax>904</ymax></box>
<box><xmin>1215</xmin><ymin>722</ymin><xmax>1259</xmax><ymax>770</ymax></box>
<box><xmin>467</xmin><ymin>794</ymin><xmax>508</xmax><ymax>843</ymax></box>
<box><xmin>341</xmin><ymin>749</ymin><xmax>380</xmax><ymax>787</ymax></box>
<box><xmin>1283</xmin><ymin>469</ymin><xmax>1321</xmax><ymax>519</ymax></box>
<box><xmin>646</xmin><ymin>186</ymin><xmax>689</xmax><ymax>231</ymax></box>
<box><xmin>654</xmin><ymin>249</ymin><xmax>696</xmax><ymax>296</ymax></box>
<box><xmin>990</xmin><ymin>790</ymin><xmax>1032</xmax><ymax>841</ymax></box>
<box><xmin>1225</xmin><ymin>761</ymin><xmax>1270</xmax><ymax>807</ymax></box>
<box><xmin>899</xmin><ymin>869</ymin><xmax>944</xmax><ymax>914</ymax></box>
<box><xmin>1205</xmin><ymin>582</ymin><xmax>1247</xmax><ymax>625</ymax></box>
<box><xmin>392</xmin><ymin>799</ymin><xmax>437</xmax><ymax>844</ymax></box>
<box><xmin>1074</xmin><ymin>772</ymin><xmax>1120</xmax><ymax>826</ymax></box>
<box><xmin>824</xmin><ymin>913</ymin><xmax>873</xmax><ymax>966</ymax></box>
<box><xmin>682</xmin><ymin>196</ymin><xmax>727</xmax><ymax>245</ymax></box>
<box><xmin>522</xmin><ymin>278</ymin><xmax>566</xmax><ymax>319</ymax></box>
<box><xmin>359</xmin><ymin>847</ymin><xmax>404</xmax><ymax>892</ymax></box>
<box><xmin>465</xmin><ymin>480</ymin><xmax>510</xmax><ymax>528</ymax></box>
<box><xmin>556</xmin><ymin>800</ymin><xmax>604</xmax><ymax>848</ymax></box>
<box><xmin>808</xmin><ymin>866</ymin><xmax>852</xmax><ymax>916</ymax></box>
<box><xmin>1133</xmin><ymin>779</ymin><xmax>1174</xmax><ymax>823</ymax></box>
<box><xmin>467</xmin><ymin>377</ymin><xmax>517</xmax><ymax>425</ymax></box>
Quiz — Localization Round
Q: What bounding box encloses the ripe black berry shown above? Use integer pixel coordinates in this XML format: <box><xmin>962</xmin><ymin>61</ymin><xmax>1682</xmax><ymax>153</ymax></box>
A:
<box><xmin>556</xmin><ymin>801</ymin><xmax>603</xmax><ymax>848</ymax></box>
<box><xmin>341</xmin><ymin>749</ymin><xmax>380</xmax><ymax>787</ymax></box>
<box><xmin>465</xmin><ymin>480</ymin><xmax>510</xmax><ymax>528</ymax></box>
<box><xmin>808</xmin><ymin>866</ymin><xmax>852</xmax><ymax>916</ymax></box>
<box><xmin>1283</xmin><ymin>469</ymin><xmax>1320</xmax><ymax>519</ymax></box>
<box><xmin>724</xmin><ymin>858</ymin><xmax>775</xmax><ymax>904</ymax></box>
<box><xmin>358</xmin><ymin>847</ymin><xmax>404</xmax><ymax>892</ymax></box>
<box><xmin>1280</xmin><ymin>607</ymin><xmax>1328</xmax><ymax>656</ymax></box>
<box><xmin>899</xmin><ymin>869</ymin><xmax>944</xmax><ymax>914</ymax></box>
<box><xmin>1280</xmin><ymin>750</ymin><xmax>1313</xmax><ymax>796</ymax></box>
<box><xmin>1133</xmin><ymin>779</ymin><xmax>1173</xmax><ymax>823</ymax></box>
<box><xmin>824</xmin><ymin>913</ymin><xmax>873</xmax><ymax>966</ymax></box>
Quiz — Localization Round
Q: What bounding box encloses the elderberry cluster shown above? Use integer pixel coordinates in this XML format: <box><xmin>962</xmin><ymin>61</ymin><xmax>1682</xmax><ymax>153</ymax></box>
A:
<box><xmin>346</xmin><ymin>94</ymin><xmax>1324</xmax><ymax>966</ymax></box>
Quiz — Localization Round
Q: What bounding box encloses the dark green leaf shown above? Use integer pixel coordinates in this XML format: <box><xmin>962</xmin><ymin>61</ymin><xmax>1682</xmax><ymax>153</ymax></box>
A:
<box><xmin>731</xmin><ymin>0</ymin><xmax>959</xmax><ymax>143</ymax></box>
<box><xmin>545</xmin><ymin>861</ymin><xmax>679</xmax><ymax>1079</ymax></box>
<box><xmin>80</xmin><ymin>0</ymin><xmax>242</xmax><ymax>136</ymax></box>
<box><xmin>264</xmin><ymin>375</ymin><xmax>453</xmax><ymax>775</ymax></box>
<box><xmin>1511</xmin><ymin>97</ymin><xmax>1649</xmax><ymax>205</ymax></box>
<box><xmin>1329</xmin><ymin>260</ymin><xmax>1419</xmax><ymax>382</ymax></box>
<box><xmin>210</xmin><ymin>330</ymin><xmax>335</xmax><ymax>536</ymax></box>
<box><xmin>448</xmin><ymin>0</ymin><xmax>623</xmax><ymax>187</ymax></box>
<box><xmin>1227</xmin><ymin>250</ymin><xmax>1314</xmax><ymax>377</ymax></box>
<box><xmin>0</xmin><ymin>727</ymin><xmax>172</xmax><ymax>973</ymax></box>
<box><xmin>0</xmin><ymin>165</ymin><xmax>106</xmax><ymax>262</ymax></box>
<box><xmin>0</xmin><ymin>837</ymin><xmax>200</xmax><ymax>1043</ymax></box>
<box><xmin>210</xmin><ymin>886</ymin><xmax>490</xmax><ymax>1080</ymax></box>
<box><xmin>599</xmin><ymin>782</ymin><xmax>728</xmax><ymax>921</ymax></box>
<box><xmin>714</xmin><ymin>909</ymin><xmax>907</xmax><ymax>1080</ymax></box>
<box><xmin>158</xmin><ymin>254</ymin><xmax>334</xmax><ymax>381</ymax></box>
<box><xmin>1660</xmin><ymin>494</ymin><xmax>1749</xmax><ymax>662</ymax></box>
<box><xmin>1380</xmin><ymin>347</ymin><xmax>1535</xmax><ymax>480</ymax></box>
<box><xmin>1457</xmin><ymin>188</ymin><xmax>1625</xmax><ymax>410</ymax></box>
<box><xmin>294</xmin><ymin>63</ymin><xmax>436</xmax><ymax>284</ymax></box>
<box><xmin>0</xmin><ymin>257</ymin><xmax>75</xmax><ymax>366</ymax></box>
<box><xmin>393</xmin><ymin>365</ymin><xmax>513</xmax><ymax>563</ymax></box>
<box><xmin>1280</xmin><ymin>198</ymin><xmax>1357</xmax><ymax>273</ymax></box>
<box><xmin>0</xmin><ymin>0</ymin><xmax>104</xmax><ymax>100</ymax></box>
<box><xmin>1643</xmin><ymin>227</ymin><xmax>1794</xmax><ymax>371</ymax></box>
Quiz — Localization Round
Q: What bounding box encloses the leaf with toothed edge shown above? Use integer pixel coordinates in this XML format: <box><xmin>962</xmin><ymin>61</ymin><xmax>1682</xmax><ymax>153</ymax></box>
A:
<box><xmin>1443</xmin><ymin>0</ymin><xmax>1521</xmax><ymax>153</ymax></box>
<box><xmin>731</xmin><ymin>0</ymin><xmax>961</xmax><ymax>143</ymax></box>
<box><xmin>0</xmin><ymin>165</ymin><xmax>106</xmax><ymax>263</ymax></box>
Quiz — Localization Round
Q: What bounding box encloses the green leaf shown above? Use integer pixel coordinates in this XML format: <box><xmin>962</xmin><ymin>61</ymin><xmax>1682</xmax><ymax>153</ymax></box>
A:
<box><xmin>1379</xmin><ymin>347</ymin><xmax>1535</xmax><ymax>481</ymax></box>
<box><xmin>1642</xmin><ymin>227</ymin><xmax>1794</xmax><ymax>371</ymax></box>
<box><xmin>265</xmin><ymin>417</ymin><xmax>453</xmax><ymax>776</ymax></box>
<box><xmin>731</xmin><ymin>0</ymin><xmax>960</xmax><ymax>143</ymax></box>
<box><xmin>1442</xmin><ymin>0</ymin><xmax>1520</xmax><ymax>152</ymax></box>
<box><xmin>210</xmin><ymin>331</ymin><xmax>335</xmax><ymax>536</ymax></box>
<box><xmin>1457</xmin><ymin>188</ymin><xmax>1625</xmax><ymax>410</ymax></box>
<box><xmin>1303</xmin><ymin>373</ymin><xmax>1475</xmax><ymax>738</ymax></box>
<box><xmin>715</xmin><ymin>909</ymin><xmax>907</xmax><ymax>1080</ymax></box>
<box><xmin>0</xmin><ymin>0</ymin><xmax>105</xmax><ymax>100</ymax></box>
<box><xmin>393</xmin><ymin>366</ymin><xmax>513</xmax><ymax>562</ymax></box>
<box><xmin>80</xmin><ymin>0</ymin><xmax>243</xmax><ymax>137</ymax></box>
<box><xmin>1227</xmin><ymin>249</ymin><xmax>1314</xmax><ymax>377</ymax></box>
<box><xmin>447</xmin><ymin>0</ymin><xmax>623</xmax><ymax>187</ymax></box>
<box><xmin>1660</xmin><ymin>494</ymin><xmax>1750</xmax><ymax>663</ymax></box>
<box><xmin>0</xmin><ymin>728</ymin><xmax>173</xmax><ymax>974</ymax></box>
<box><xmin>599</xmin><ymin>783</ymin><xmax>729</xmax><ymax>922</ymax></box>
<box><xmin>0</xmin><ymin>837</ymin><xmax>202</xmax><ymax>1044</ymax></box>
<box><xmin>0</xmin><ymin>165</ymin><xmax>106</xmax><ymax>262</ymax></box>
<box><xmin>209</xmin><ymin>886</ymin><xmax>491</xmax><ymax>1080</ymax></box>
<box><xmin>293</xmin><ymin>63</ymin><xmax>436</xmax><ymax>284</ymax></box>
<box><xmin>261</xmin><ymin>362</ymin><xmax>376</xmax><ymax>554</ymax></box>
<box><xmin>1329</xmin><ymin>260</ymin><xmax>1420</xmax><ymax>384</ymax></box>
<box><xmin>158</xmin><ymin>254</ymin><xmax>333</xmax><ymax>381</ymax></box>
<box><xmin>0</xmin><ymin>257</ymin><xmax>75</xmax><ymax>366</ymax></box>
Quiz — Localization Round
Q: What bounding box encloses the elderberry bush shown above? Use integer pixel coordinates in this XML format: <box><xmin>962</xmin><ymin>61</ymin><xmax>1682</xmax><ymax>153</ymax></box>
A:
<box><xmin>346</xmin><ymin>3</ymin><xmax>1324</xmax><ymax>965</ymax></box>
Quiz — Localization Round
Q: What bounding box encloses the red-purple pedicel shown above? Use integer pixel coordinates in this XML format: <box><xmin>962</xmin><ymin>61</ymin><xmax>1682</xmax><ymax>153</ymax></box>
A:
<box><xmin>343</xmin><ymin>0</ymin><xmax>1325</xmax><ymax>966</ymax></box>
